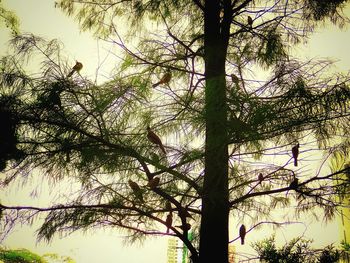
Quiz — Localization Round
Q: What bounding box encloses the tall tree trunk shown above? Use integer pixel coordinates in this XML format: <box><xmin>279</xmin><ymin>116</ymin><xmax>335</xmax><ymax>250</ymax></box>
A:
<box><xmin>199</xmin><ymin>1</ymin><xmax>229</xmax><ymax>262</ymax></box>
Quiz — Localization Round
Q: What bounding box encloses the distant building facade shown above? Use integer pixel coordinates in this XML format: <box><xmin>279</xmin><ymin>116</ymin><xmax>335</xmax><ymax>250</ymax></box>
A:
<box><xmin>167</xmin><ymin>234</ymin><xmax>236</xmax><ymax>263</ymax></box>
<box><xmin>167</xmin><ymin>238</ymin><xmax>179</xmax><ymax>263</ymax></box>
<box><xmin>228</xmin><ymin>244</ymin><xmax>236</xmax><ymax>263</ymax></box>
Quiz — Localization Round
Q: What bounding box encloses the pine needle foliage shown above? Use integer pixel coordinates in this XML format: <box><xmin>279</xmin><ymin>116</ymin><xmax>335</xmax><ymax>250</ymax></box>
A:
<box><xmin>1</xmin><ymin>1</ymin><xmax>350</xmax><ymax>262</ymax></box>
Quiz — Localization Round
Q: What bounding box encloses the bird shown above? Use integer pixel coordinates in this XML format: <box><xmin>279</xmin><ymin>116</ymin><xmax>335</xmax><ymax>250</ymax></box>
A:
<box><xmin>147</xmin><ymin>126</ymin><xmax>166</xmax><ymax>154</ymax></box>
<box><xmin>289</xmin><ymin>177</ymin><xmax>299</xmax><ymax>190</ymax></box>
<box><xmin>247</xmin><ymin>16</ymin><xmax>253</xmax><ymax>29</ymax></box>
<box><xmin>239</xmin><ymin>224</ymin><xmax>246</xmax><ymax>245</ymax></box>
<box><xmin>47</xmin><ymin>89</ymin><xmax>61</xmax><ymax>109</ymax></box>
<box><xmin>67</xmin><ymin>61</ymin><xmax>83</xmax><ymax>77</ymax></box>
<box><xmin>258</xmin><ymin>173</ymin><xmax>264</xmax><ymax>184</ymax></box>
<box><xmin>147</xmin><ymin>176</ymin><xmax>160</xmax><ymax>189</ymax></box>
<box><xmin>231</xmin><ymin>73</ymin><xmax>240</xmax><ymax>85</ymax></box>
<box><xmin>165</xmin><ymin>213</ymin><xmax>173</xmax><ymax>233</ymax></box>
<box><xmin>128</xmin><ymin>179</ymin><xmax>144</xmax><ymax>202</ymax></box>
<box><xmin>152</xmin><ymin>70</ymin><xmax>172</xmax><ymax>88</ymax></box>
<box><xmin>292</xmin><ymin>143</ymin><xmax>299</xmax><ymax>166</ymax></box>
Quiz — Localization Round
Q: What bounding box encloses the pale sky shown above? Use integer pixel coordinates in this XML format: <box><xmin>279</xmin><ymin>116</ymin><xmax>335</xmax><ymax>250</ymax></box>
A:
<box><xmin>1</xmin><ymin>1</ymin><xmax>350</xmax><ymax>262</ymax></box>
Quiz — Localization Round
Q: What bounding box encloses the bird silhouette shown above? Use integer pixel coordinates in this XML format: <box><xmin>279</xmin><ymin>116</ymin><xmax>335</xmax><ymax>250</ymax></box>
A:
<box><xmin>128</xmin><ymin>179</ymin><xmax>144</xmax><ymax>202</ymax></box>
<box><xmin>239</xmin><ymin>224</ymin><xmax>246</xmax><ymax>245</ymax></box>
<box><xmin>165</xmin><ymin>213</ymin><xmax>173</xmax><ymax>233</ymax></box>
<box><xmin>147</xmin><ymin>176</ymin><xmax>160</xmax><ymax>189</ymax></box>
<box><xmin>48</xmin><ymin>88</ymin><xmax>62</xmax><ymax>109</ymax></box>
<box><xmin>292</xmin><ymin>143</ymin><xmax>299</xmax><ymax>166</ymax></box>
<box><xmin>247</xmin><ymin>16</ymin><xmax>253</xmax><ymax>29</ymax></box>
<box><xmin>231</xmin><ymin>73</ymin><xmax>240</xmax><ymax>85</ymax></box>
<box><xmin>67</xmin><ymin>61</ymin><xmax>83</xmax><ymax>77</ymax></box>
<box><xmin>147</xmin><ymin>126</ymin><xmax>166</xmax><ymax>154</ymax></box>
<box><xmin>152</xmin><ymin>71</ymin><xmax>172</xmax><ymax>88</ymax></box>
<box><xmin>289</xmin><ymin>177</ymin><xmax>299</xmax><ymax>190</ymax></box>
<box><xmin>258</xmin><ymin>173</ymin><xmax>264</xmax><ymax>184</ymax></box>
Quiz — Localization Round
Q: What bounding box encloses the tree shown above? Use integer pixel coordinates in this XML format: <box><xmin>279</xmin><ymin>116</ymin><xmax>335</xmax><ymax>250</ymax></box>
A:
<box><xmin>0</xmin><ymin>2</ymin><xmax>20</xmax><ymax>35</ymax></box>
<box><xmin>1</xmin><ymin>1</ymin><xmax>350</xmax><ymax>262</ymax></box>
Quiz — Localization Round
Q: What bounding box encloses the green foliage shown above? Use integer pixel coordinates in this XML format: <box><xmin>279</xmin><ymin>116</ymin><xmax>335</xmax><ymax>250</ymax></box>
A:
<box><xmin>318</xmin><ymin>245</ymin><xmax>340</xmax><ymax>263</ymax></box>
<box><xmin>304</xmin><ymin>0</ymin><xmax>348</xmax><ymax>22</ymax></box>
<box><xmin>227</xmin><ymin>62</ymin><xmax>350</xmax><ymax>148</ymax></box>
<box><xmin>341</xmin><ymin>240</ymin><xmax>350</xmax><ymax>251</ymax></box>
<box><xmin>0</xmin><ymin>247</ymin><xmax>75</xmax><ymax>263</ymax></box>
<box><xmin>0</xmin><ymin>248</ymin><xmax>46</xmax><ymax>263</ymax></box>
<box><xmin>42</xmin><ymin>253</ymin><xmax>75</xmax><ymax>263</ymax></box>
<box><xmin>254</xmin><ymin>236</ymin><xmax>340</xmax><ymax>263</ymax></box>
<box><xmin>329</xmin><ymin>139</ymin><xmax>350</xmax><ymax>200</ymax></box>
<box><xmin>257</xmin><ymin>28</ymin><xmax>287</xmax><ymax>68</ymax></box>
<box><xmin>55</xmin><ymin>0</ymin><xmax>197</xmax><ymax>37</ymax></box>
<box><xmin>0</xmin><ymin>3</ymin><xmax>20</xmax><ymax>35</ymax></box>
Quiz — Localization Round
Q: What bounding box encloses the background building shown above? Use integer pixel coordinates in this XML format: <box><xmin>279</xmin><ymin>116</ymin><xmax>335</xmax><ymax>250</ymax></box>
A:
<box><xmin>167</xmin><ymin>238</ymin><xmax>178</xmax><ymax>263</ymax></box>
<box><xmin>228</xmin><ymin>244</ymin><xmax>236</xmax><ymax>263</ymax></box>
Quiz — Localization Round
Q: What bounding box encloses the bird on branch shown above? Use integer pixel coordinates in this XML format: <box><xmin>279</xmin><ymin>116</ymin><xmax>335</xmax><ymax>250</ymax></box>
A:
<box><xmin>247</xmin><ymin>16</ymin><xmax>253</xmax><ymax>29</ymax></box>
<box><xmin>147</xmin><ymin>176</ymin><xmax>160</xmax><ymax>189</ymax></box>
<box><xmin>285</xmin><ymin>176</ymin><xmax>299</xmax><ymax>197</ymax></box>
<box><xmin>165</xmin><ymin>213</ymin><xmax>173</xmax><ymax>233</ymax></box>
<box><xmin>292</xmin><ymin>143</ymin><xmax>299</xmax><ymax>166</ymax></box>
<box><xmin>289</xmin><ymin>177</ymin><xmax>299</xmax><ymax>190</ymax></box>
<box><xmin>67</xmin><ymin>61</ymin><xmax>83</xmax><ymax>77</ymax></box>
<box><xmin>128</xmin><ymin>179</ymin><xmax>144</xmax><ymax>202</ymax></box>
<box><xmin>239</xmin><ymin>224</ymin><xmax>246</xmax><ymax>245</ymax></box>
<box><xmin>47</xmin><ymin>89</ymin><xmax>62</xmax><ymax>109</ymax></box>
<box><xmin>258</xmin><ymin>173</ymin><xmax>264</xmax><ymax>184</ymax></box>
<box><xmin>152</xmin><ymin>70</ymin><xmax>172</xmax><ymax>88</ymax></box>
<box><xmin>231</xmin><ymin>73</ymin><xmax>240</xmax><ymax>86</ymax></box>
<box><xmin>147</xmin><ymin>126</ymin><xmax>166</xmax><ymax>154</ymax></box>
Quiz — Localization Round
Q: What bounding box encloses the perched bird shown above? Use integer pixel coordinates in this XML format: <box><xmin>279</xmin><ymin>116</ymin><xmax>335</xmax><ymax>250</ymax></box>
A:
<box><xmin>289</xmin><ymin>177</ymin><xmax>299</xmax><ymax>190</ymax></box>
<box><xmin>147</xmin><ymin>126</ymin><xmax>166</xmax><ymax>154</ymax></box>
<box><xmin>239</xmin><ymin>224</ymin><xmax>246</xmax><ymax>245</ymax></box>
<box><xmin>67</xmin><ymin>61</ymin><xmax>83</xmax><ymax>77</ymax></box>
<box><xmin>165</xmin><ymin>213</ymin><xmax>173</xmax><ymax>233</ymax></box>
<box><xmin>147</xmin><ymin>176</ymin><xmax>160</xmax><ymax>189</ymax></box>
<box><xmin>152</xmin><ymin>70</ymin><xmax>172</xmax><ymax>88</ymax></box>
<box><xmin>258</xmin><ymin>173</ymin><xmax>264</xmax><ymax>184</ymax></box>
<box><xmin>231</xmin><ymin>73</ymin><xmax>240</xmax><ymax>85</ymax></box>
<box><xmin>247</xmin><ymin>16</ymin><xmax>253</xmax><ymax>29</ymax></box>
<box><xmin>292</xmin><ymin>143</ymin><xmax>299</xmax><ymax>166</ymax></box>
<box><xmin>176</xmin><ymin>223</ymin><xmax>191</xmax><ymax>231</ymax></box>
<box><xmin>47</xmin><ymin>89</ymin><xmax>61</xmax><ymax>109</ymax></box>
<box><xmin>128</xmin><ymin>179</ymin><xmax>144</xmax><ymax>202</ymax></box>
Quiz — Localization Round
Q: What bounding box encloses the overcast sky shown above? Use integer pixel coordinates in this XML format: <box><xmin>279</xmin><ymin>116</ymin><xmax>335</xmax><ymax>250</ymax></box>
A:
<box><xmin>1</xmin><ymin>1</ymin><xmax>350</xmax><ymax>262</ymax></box>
